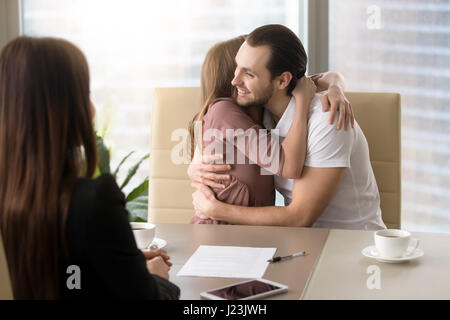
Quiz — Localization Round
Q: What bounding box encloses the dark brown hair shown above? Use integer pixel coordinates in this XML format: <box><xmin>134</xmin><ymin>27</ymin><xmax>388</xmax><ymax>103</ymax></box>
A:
<box><xmin>246</xmin><ymin>24</ymin><xmax>307</xmax><ymax>94</ymax></box>
<box><xmin>188</xmin><ymin>35</ymin><xmax>246</xmax><ymax>158</ymax></box>
<box><xmin>0</xmin><ymin>37</ymin><xmax>97</xmax><ymax>299</ymax></box>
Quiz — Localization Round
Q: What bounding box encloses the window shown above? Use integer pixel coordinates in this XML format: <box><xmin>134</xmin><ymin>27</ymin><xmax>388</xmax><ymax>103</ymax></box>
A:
<box><xmin>21</xmin><ymin>0</ymin><xmax>301</xmax><ymax>194</ymax></box>
<box><xmin>329</xmin><ymin>0</ymin><xmax>450</xmax><ymax>233</ymax></box>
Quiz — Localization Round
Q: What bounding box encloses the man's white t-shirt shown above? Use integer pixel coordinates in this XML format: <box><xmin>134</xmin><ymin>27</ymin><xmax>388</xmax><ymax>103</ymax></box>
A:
<box><xmin>263</xmin><ymin>94</ymin><xmax>386</xmax><ymax>230</ymax></box>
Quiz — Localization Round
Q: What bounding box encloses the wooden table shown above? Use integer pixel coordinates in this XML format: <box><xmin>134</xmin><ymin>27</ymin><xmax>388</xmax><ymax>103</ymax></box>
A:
<box><xmin>154</xmin><ymin>224</ymin><xmax>450</xmax><ymax>300</ymax></box>
<box><xmin>155</xmin><ymin>223</ymin><xmax>328</xmax><ymax>300</ymax></box>
<box><xmin>302</xmin><ymin>229</ymin><xmax>450</xmax><ymax>299</ymax></box>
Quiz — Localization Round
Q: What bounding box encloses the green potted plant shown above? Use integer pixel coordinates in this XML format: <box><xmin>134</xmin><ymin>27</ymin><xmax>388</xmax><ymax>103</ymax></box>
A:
<box><xmin>94</xmin><ymin>98</ymin><xmax>149</xmax><ymax>222</ymax></box>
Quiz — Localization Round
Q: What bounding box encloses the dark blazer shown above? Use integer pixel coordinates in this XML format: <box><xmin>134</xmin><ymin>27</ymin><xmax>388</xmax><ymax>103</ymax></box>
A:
<box><xmin>61</xmin><ymin>174</ymin><xmax>180</xmax><ymax>299</ymax></box>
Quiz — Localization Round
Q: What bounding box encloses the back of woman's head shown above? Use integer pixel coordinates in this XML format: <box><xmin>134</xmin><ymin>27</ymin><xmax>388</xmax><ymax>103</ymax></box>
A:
<box><xmin>0</xmin><ymin>36</ymin><xmax>97</xmax><ymax>299</ymax></box>
<box><xmin>189</xmin><ymin>35</ymin><xmax>246</xmax><ymax>158</ymax></box>
<box><xmin>200</xmin><ymin>35</ymin><xmax>246</xmax><ymax>104</ymax></box>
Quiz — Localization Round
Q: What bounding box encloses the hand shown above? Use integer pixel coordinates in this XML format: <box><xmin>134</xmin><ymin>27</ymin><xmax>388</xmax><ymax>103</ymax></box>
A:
<box><xmin>292</xmin><ymin>76</ymin><xmax>317</xmax><ymax>104</ymax></box>
<box><xmin>187</xmin><ymin>148</ymin><xmax>231</xmax><ymax>189</ymax></box>
<box><xmin>146</xmin><ymin>256</ymin><xmax>170</xmax><ymax>280</ymax></box>
<box><xmin>310</xmin><ymin>73</ymin><xmax>324</xmax><ymax>85</ymax></box>
<box><xmin>191</xmin><ymin>182</ymin><xmax>218</xmax><ymax>220</ymax></box>
<box><xmin>321</xmin><ymin>86</ymin><xmax>355</xmax><ymax>130</ymax></box>
<box><xmin>143</xmin><ymin>249</ymin><xmax>173</xmax><ymax>267</ymax></box>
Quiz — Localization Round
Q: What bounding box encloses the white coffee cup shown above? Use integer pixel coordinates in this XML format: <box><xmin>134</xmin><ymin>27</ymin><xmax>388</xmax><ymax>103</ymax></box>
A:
<box><xmin>130</xmin><ymin>222</ymin><xmax>156</xmax><ymax>250</ymax></box>
<box><xmin>374</xmin><ymin>229</ymin><xmax>419</xmax><ymax>258</ymax></box>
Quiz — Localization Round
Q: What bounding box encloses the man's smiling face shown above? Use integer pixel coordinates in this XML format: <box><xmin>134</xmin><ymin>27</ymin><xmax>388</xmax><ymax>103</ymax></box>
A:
<box><xmin>231</xmin><ymin>41</ymin><xmax>275</xmax><ymax>108</ymax></box>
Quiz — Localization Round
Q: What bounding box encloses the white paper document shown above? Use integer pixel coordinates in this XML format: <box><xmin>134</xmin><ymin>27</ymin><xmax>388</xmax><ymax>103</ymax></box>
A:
<box><xmin>177</xmin><ymin>245</ymin><xmax>277</xmax><ymax>278</ymax></box>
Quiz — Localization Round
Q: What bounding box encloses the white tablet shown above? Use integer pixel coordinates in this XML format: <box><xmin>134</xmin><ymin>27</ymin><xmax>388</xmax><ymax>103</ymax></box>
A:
<box><xmin>200</xmin><ymin>278</ymin><xmax>288</xmax><ymax>300</ymax></box>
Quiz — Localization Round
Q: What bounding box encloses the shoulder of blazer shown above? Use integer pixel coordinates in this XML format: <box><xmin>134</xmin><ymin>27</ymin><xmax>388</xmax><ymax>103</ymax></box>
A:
<box><xmin>69</xmin><ymin>174</ymin><xmax>126</xmax><ymax>221</ymax></box>
<box><xmin>91</xmin><ymin>173</ymin><xmax>126</xmax><ymax>205</ymax></box>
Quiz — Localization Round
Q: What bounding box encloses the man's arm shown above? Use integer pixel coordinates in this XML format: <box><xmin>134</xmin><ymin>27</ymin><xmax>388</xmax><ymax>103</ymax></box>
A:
<box><xmin>192</xmin><ymin>166</ymin><xmax>345</xmax><ymax>227</ymax></box>
<box><xmin>187</xmin><ymin>147</ymin><xmax>231</xmax><ymax>189</ymax></box>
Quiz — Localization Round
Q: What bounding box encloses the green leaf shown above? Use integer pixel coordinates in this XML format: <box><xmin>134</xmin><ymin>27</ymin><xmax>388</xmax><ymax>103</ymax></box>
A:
<box><xmin>96</xmin><ymin>135</ymin><xmax>111</xmax><ymax>174</ymax></box>
<box><xmin>113</xmin><ymin>151</ymin><xmax>135</xmax><ymax>179</ymax></box>
<box><xmin>93</xmin><ymin>166</ymin><xmax>101</xmax><ymax>178</ymax></box>
<box><xmin>119</xmin><ymin>153</ymin><xmax>150</xmax><ymax>190</ymax></box>
<box><xmin>126</xmin><ymin>179</ymin><xmax>149</xmax><ymax>202</ymax></box>
<box><xmin>125</xmin><ymin>167</ymin><xmax>149</xmax><ymax>222</ymax></box>
<box><xmin>94</xmin><ymin>96</ymin><xmax>118</xmax><ymax>138</ymax></box>
<box><xmin>126</xmin><ymin>195</ymin><xmax>148</xmax><ymax>222</ymax></box>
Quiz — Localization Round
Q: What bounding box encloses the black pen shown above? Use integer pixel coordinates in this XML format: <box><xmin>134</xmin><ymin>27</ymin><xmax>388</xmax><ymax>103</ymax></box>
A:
<box><xmin>267</xmin><ymin>251</ymin><xmax>306</xmax><ymax>263</ymax></box>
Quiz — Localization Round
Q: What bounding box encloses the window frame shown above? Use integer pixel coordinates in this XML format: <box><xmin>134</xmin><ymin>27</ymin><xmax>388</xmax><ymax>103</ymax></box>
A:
<box><xmin>0</xmin><ymin>0</ymin><xmax>23</xmax><ymax>48</ymax></box>
<box><xmin>304</xmin><ymin>0</ymin><xmax>329</xmax><ymax>75</ymax></box>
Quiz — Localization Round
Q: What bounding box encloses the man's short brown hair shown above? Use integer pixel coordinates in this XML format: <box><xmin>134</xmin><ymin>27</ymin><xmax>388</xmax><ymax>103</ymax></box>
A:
<box><xmin>246</xmin><ymin>24</ymin><xmax>307</xmax><ymax>94</ymax></box>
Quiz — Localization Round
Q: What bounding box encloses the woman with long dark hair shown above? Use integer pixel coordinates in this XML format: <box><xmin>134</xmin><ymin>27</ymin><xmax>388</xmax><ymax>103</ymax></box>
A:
<box><xmin>0</xmin><ymin>37</ymin><xmax>179</xmax><ymax>299</ymax></box>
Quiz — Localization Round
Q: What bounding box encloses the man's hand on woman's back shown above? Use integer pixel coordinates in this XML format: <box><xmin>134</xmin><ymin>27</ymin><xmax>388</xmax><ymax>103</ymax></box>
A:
<box><xmin>187</xmin><ymin>148</ymin><xmax>231</xmax><ymax>190</ymax></box>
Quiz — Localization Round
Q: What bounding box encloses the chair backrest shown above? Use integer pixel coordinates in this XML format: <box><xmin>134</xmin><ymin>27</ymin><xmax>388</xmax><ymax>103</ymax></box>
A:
<box><xmin>149</xmin><ymin>88</ymin><xmax>401</xmax><ymax>229</ymax></box>
<box><xmin>149</xmin><ymin>88</ymin><xmax>200</xmax><ymax>223</ymax></box>
<box><xmin>0</xmin><ymin>235</ymin><xmax>14</xmax><ymax>299</ymax></box>
<box><xmin>346</xmin><ymin>92</ymin><xmax>402</xmax><ymax>229</ymax></box>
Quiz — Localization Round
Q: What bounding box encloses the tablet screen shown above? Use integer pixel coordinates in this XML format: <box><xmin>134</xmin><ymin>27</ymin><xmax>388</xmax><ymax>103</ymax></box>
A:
<box><xmin>207</xmin><ymin>280</ymin><xmax>281</xmax><ymax>300</ymax></box>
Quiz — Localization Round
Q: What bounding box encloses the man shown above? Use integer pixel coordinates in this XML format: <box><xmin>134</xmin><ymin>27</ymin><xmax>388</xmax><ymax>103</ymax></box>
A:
<box><xmin>189</xmin><ymin>25</ymin><xmax>386</xmax><ymax>230</ymax></box>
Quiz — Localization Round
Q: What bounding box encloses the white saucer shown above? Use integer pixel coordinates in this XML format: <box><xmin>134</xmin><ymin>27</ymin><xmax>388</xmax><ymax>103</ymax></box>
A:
<box><xmin>140</xmin><ymin>238</ymin><xmax>167</xmax><ymax>251</ymax></box>
<box><xmin>362</xmin><ymin>245</ymin><xmax>424</xmax><ymax>263</ymax></box>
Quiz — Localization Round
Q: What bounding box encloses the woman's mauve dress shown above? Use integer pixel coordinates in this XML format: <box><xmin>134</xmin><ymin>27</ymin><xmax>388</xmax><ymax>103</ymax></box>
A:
<box><xmin>190</xmin><ymin>98</ymin><xmax>285</xmax><ymax>224</ymax></box>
